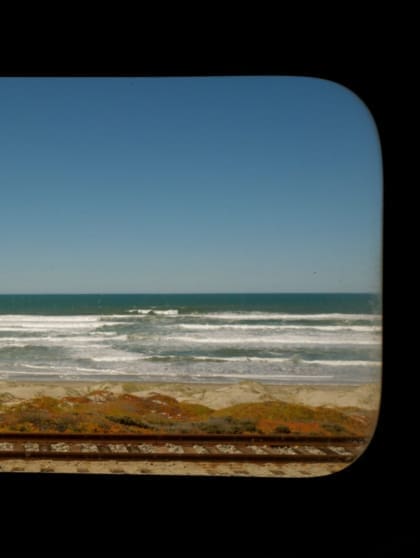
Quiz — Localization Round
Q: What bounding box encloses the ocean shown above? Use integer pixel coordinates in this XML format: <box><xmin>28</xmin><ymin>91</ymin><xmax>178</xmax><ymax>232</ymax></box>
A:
<box><xmin>0</xmin><ymin>293</ymin><xmax>382</xmax><ymax>385</ymax></box>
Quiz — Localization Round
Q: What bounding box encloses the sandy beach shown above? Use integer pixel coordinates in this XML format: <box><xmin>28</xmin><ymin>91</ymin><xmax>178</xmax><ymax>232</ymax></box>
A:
<box><xmin>0</xmin><ymin>379</ymin><xmax>381</xmax><ymax>411</ymax></box>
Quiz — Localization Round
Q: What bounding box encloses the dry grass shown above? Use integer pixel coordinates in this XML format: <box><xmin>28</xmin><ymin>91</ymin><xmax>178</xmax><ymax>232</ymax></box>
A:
<box><xmin>0</xmin><ymin>391</ymin><xmax>376</xmax><ymax>437</ymax></box>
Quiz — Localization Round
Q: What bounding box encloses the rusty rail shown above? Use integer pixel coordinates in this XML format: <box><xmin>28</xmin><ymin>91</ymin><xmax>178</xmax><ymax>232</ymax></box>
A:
<box><xmin>0</xmin><ymin>433</ymin><xmax>367</xmax><ymax>464</ymax></box>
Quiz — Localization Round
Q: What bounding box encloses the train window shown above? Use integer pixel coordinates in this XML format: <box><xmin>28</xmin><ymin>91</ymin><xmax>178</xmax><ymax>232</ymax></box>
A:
<box><xmin>0</xmin><ymin>76</ymin><xmax>382</xmax><ymax>476</ymax></box>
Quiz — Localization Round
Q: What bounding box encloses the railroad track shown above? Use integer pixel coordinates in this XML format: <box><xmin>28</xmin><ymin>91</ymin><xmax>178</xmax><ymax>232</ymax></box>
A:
<box><xmin>0</xmin><ymin>433</ymin><xmax>367</xmax><ymax>464</ymax></box>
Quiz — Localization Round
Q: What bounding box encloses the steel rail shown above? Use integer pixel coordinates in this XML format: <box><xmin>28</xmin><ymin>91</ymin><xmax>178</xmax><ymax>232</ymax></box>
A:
<box><xmin>0</xmin><ymin>433</ymin><xmax>367</xmax><ymax>464</ymax></box>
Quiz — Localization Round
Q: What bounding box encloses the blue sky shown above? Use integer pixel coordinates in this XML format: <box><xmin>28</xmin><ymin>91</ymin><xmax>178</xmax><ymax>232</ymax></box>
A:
<box><xmin>0</xmin><ymin>77</ymin><xmax>382</xmax><ymax>294</ymax></box>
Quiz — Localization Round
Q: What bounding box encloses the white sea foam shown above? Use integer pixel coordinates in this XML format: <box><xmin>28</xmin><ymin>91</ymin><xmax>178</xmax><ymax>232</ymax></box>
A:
<box><xmin>304</xmin><ymin>360</ymin><xmax>381</xmax><ymax>367</ymax></box>
<box><xmin>0</xmin><ymin>336</ymin><xmax>56</xmax><ymax>343</ymax></box>
<box><xmin>0</xmin><ymin>325</ymin><xmax>99</xmax><ymax>333</ymax></box>
<box><xmin>0</xmin><ymin>335</ymin><xmax>125</xmax><ymax>351</ymax></box>
<box><xmin>155</xmin><ymin>309</ymin><xmax>179</xmax><ymax>316</ymax></box>
<box><xmin>190</xmin><ymin>356</ymin><xmax>291</xmax><ymax>363</ymax></box>
<box><xmin>102</xmin><ymin>314</ymin><xmax>147</xmax><ymax>321</ymax></box>
<box><xmin>178</xmin><ymin>323</ymin><xmax>380</xmax><ymax>333</ymax></box>
<box><xmin>20</xmin><ymin>363</ymin><xmax>125</xmax><ymax>375</ymax></box>
<box><xmin>0</xmin><ymin>316</ymin><xmax>100</xmax><ymax>332</ymax></box>
<box><xmin>20</xmin><ymin>364</ymin><xmax>54</xmax><ymax>370</ymax></box>
<box><xmin>28</xmin><ymin>335</ymin><xmax>112</xmax><ymax>344</ymax></box>
<box><xmin>0</xmin><ymin>315</ymin><xmax>99</xmax><ymax>323</ymax></box>
<box><xmin>97</xmin><ymin>320</ymin><xmax>132</xmax><ymax>326</ymax></box>
<box><xmin>90</xmin><ymin>355</ymin><xmax>144</xmax><ymax>362</ymax></box>
<box><xmin>168</xmin><ymin>335</ymin><xmax>380</xmax><ymax>346</ymax></box>
<box><xmin>182</xmin><ymin>312</ymin><xmax>380</xmax><ymax>321</ymax></box>
<box><xmin>0</xmin><ymin>343</ymin><xmax>33</xmax><ymax>349</ymax></box>
<box><xmin>128</xmin><ymin>308</ymin><xmax>178</xmax><ymax>316</ymax></box>
<box><xmin>150</xmin><ymin>355</ymin><xmax>381</xmax><ymax>366</ymax></box>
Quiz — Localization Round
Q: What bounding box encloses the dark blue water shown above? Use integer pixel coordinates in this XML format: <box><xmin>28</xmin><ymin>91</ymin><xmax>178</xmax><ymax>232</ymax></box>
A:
<box><xmin>0</xmin><ymin>293</ymin><xmax>382</xmax><ymax>384</ymax></box>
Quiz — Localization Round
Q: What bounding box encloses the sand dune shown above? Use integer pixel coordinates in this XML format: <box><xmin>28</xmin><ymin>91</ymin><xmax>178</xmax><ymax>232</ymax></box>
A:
<box><xmin>0</xmin><ymin>379</ymin><xmax>380</xmax><ymax>411</ymax></box>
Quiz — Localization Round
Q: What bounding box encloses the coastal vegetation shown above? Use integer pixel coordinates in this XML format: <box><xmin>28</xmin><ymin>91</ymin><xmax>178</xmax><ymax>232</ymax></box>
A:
<box><xmin>0</xmin><ymin>389</ymin><xmax>376</xmax><ymax>437</ymax></box>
